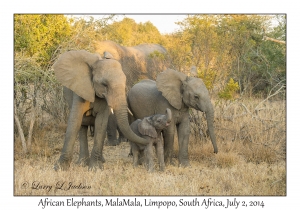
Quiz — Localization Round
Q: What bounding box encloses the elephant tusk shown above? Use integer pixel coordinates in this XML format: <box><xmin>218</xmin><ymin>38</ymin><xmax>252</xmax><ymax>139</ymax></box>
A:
<box><xmin>127</xmin><ymin>108</ymin><xmax>133</xmax><ymax>116</ymax></box>
<box><xmin>110</xmin><ymin>107</ymin><xmax>114</xmax><ymax>114</ymax></box>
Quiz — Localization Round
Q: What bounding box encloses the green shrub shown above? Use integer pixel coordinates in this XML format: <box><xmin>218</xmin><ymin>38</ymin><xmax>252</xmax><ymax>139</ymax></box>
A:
<box><xmin>197</xmin><ymin>68</ymin><xmax>217</xmax><ymax>90</ymax></box>
<box><xmin>218</xmin><ymin>78</ymin><xmax>240</xmax><ymax>100</ymax></box>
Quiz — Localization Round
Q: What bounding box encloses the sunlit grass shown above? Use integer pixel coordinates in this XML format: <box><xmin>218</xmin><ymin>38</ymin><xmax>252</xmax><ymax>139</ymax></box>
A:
<box><xmin>14</xmin><ymin>99</ymin><xmax>286</xmax><ymax>196</ymax></box>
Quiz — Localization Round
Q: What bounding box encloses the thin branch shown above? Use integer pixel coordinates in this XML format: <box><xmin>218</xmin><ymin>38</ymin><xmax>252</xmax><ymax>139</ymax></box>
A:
<box><xmin>263</xmin><ymin>36</ymin><xmax>286</xmax><ymax>45</ymax></box>
<box><xmin>255</xmin><ymin>83</ymin><xmax>285</xmax><ymax>111</ymax></box>
<box><xmin>271</xmin><ymin>179</ymin><xmax>282</xmax><ymax>186</ymax></box>
<box><xmin>240</xmin><ymin>103</ymin><xmax>252</xmax><ymax>115</ymax></box>
<box><xmin>240</xmin><ymin>103</ymin><xmax>281</xmax><ymax>122</ymax></box>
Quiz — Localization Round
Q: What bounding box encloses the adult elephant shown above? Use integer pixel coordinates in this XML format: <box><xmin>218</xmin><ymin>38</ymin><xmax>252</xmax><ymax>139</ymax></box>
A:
<box><xmin>127</xmin><ymin>69</ymin><xmax>218</xmax><ymax>167</ymax></box>
<box><xmin>53</xmin><ymin>50</ymin><xmax>149</xmax><ymax>170</ymax></box>
<box><xmin>94</xmin><ymin>40</ymin><xmax>170</xmax><ymax>145</ymax></box>
<box><xmin>94</xmin><ymin>40</ymin><xmax>169</xmax><ymax>88</ymax></box>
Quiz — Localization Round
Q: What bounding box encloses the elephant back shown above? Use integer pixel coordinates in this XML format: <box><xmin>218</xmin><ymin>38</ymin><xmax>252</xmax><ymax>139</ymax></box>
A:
<box><xmin>94</xmin><ymin>40</ymin><xmax>170</xmax><ymax>89</ymax></box>
<box><xmin>132</xmin><ymin>43</ymin><xmax>167</xmax><ymax>55</ymax></box>
<box><xmin>129</xmin><ymin>119</ymin><xmax>143</xmax><ymax>138</ymax></box>
<box><xmin>94</xmin><ymin>40</ymin><xmax>125</xmax><ymax>60</ymax></box>
<box><xmin>121</xmin><ymin>44</ymin><xmax>168</xmax><ymax>88</ymax></box>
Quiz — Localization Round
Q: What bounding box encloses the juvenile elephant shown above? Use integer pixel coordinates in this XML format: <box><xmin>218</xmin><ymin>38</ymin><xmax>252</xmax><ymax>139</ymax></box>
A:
<box><xmin>95</xmin><ymin>40</ymin><xmax>170</xmax><ymax>145</ymax></box>
<box><xmin>129</xmin><ymin>108</ymin><xmax>172</xmax><ymax>172</ymax></box>
<box><xmin>127</xmin><ymin>69</ymin><xmax>218</xmax><ymax>167</ymax></box>
<box><xmin>53</xmin><ymin>50</ymin><xmax>149</xmax><ymax>171</ymax></box>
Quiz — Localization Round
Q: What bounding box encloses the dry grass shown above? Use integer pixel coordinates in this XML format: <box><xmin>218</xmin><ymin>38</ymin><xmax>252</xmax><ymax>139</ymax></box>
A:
<box><xmin>14</xmin><ymin>99</ymin><xmax>286</xmax><ymax>196</ymax></box>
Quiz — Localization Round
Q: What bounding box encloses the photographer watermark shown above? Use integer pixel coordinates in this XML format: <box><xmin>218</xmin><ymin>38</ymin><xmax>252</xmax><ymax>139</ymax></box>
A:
<box><xmin>21</xmin><ymin>181</ymin><xmax>91</xmax><ymax>192</ymax></box>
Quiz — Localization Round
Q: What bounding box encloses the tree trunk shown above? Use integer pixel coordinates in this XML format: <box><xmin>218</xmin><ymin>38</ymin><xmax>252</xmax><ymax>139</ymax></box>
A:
<box><xmin>14</xmin><ymin>103</ymin><xmax>27</xmax><ymax>153</ymax></box>
<box><xmin>27</xmin><ymin>110</ymin><xmax>35</xmax><ymax>152</ymax></box>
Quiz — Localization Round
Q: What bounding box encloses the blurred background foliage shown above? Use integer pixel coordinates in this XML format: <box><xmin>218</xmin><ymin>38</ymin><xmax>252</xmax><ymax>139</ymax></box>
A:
<box><xmin>14</xmin><ymin>14</ymin><xmax>286</xmax><ymax>97</ymax></box>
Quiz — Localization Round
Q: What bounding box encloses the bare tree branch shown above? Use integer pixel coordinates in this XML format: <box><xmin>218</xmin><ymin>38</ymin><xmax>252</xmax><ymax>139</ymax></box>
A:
<box><xmin>263</xmin><ymin>36</ymin><xmax>286</xmax><ymax>45</ymax></box>
<box><xmin>255</xmin><ymin>83</ymin><xmax>286</xmax><ymax>111</ymax></box>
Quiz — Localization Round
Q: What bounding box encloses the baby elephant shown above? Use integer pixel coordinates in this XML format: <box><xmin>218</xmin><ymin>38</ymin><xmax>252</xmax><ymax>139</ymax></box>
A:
<box><xmin>129</xmin><ymin>108</ymin><xmax>172</xmax><ymax>172</ymax></box>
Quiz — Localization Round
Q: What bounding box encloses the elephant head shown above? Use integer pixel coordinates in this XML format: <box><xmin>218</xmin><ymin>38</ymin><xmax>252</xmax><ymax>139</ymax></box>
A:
<box><xmin>156</xmin><ymin>68</ymin><xmax>218</xmax><ymax>153</ymax></box>
<box><xmin>138</xmin><ymin>108</ymin><xmax>172</xmax><ymax>138</ymax></box>
<box><xmin>53</xmin><ymin>50</ymin><xmax>149</xmax><ymax>145</ymax></box>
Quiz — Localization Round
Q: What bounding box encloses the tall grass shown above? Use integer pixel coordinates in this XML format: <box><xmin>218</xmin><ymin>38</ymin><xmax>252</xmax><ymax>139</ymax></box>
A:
<box><xmin>14</xmin><ymin>98</ymin><xmax>286</xmax><ymax>196</ymax></box>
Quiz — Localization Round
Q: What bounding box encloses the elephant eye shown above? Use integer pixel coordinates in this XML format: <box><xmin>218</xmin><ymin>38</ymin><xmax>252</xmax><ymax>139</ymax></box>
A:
<box><xmin>194</xmin><ymin>95</ymin><xmax>199</xmax><ymax>100</ymax></box>
<box><xmin>100</xmin><ymin>79</ymin><xmax>108</xmax><ymax>87</ymax></box>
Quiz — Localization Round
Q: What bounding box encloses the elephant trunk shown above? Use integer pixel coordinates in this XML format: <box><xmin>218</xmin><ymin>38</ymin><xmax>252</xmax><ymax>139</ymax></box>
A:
<box><xmin>114</xmin><ymin>101</ymin><xmax>149</xmax><ymax>145</ymax></box>
<box><xmin>205</xmin><ymin>104</ymin><xmax>218</xmax><ymax>154</ymax></box>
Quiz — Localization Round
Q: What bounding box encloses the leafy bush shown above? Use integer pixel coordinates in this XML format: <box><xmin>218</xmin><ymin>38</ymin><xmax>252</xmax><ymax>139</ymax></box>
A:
<box><xmin>14</xmin><ymin>14</ymin><xmax>71</xmax><ymax>67</ymax></box>
<box><xmin>218</xmin><ymin>78</ymin><xmax>240</xmax><ymax>100</ymax></box>
<box><xmin>197</xmin><ymin>68</ymin><xmax>217</xmax><ymax>90</ymax></box>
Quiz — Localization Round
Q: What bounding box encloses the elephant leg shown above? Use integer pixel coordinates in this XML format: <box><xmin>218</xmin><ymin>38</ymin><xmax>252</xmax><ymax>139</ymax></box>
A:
<box><xmin>117</xmin><ymin>126</ymin><xmax>127</xmax><ymax>142</ymax></box>
<box><xmin>76</xmin><ymin>125</ymin><xmax>90</xmax><ymax>166</ymax></box>
<box><xmin>106</xmin><ymin>113</ymin><xmax>119</xmax><ymax>146</ymax></box>
<box><xmin>156</xmin><ymin>138</ymin><xmax>165</xmax><ymax>171</ymax></box>
<box><xmin>89</xmin><ymin>125</ymin><xmax>95</xmax><ymax>136</ymax></box>
<box><xmin>138</xmin><ymin>152</ymin><xmax>144</xmax><ymax>165</ymax></box>
<box><xmin>177</xmin><ymin>114</ymin><xmax>191</xmax><ymax>167</ymax></box>
<box><xmin>144</xmin><ymin>141</ymin><xmax>154</xmax><ymax>172</ymax></box>
<box><xmin>89</xmin><ymin>102</ymin><xmax>110</xmax><ymax>171</ymax></box>
<box><xmin>131</xmin><ymin>144</ymin><xmax>139</xmax><ymax>168</ymax></box>
<box><xmin>163</xmin><ymin>124</ymin><xmax>176</xmax><ymax>166</ymax></box>
<box><xmin>54</xmin><ymin>93</ymin><xmax>89</xmax><ymax>171</ymax></box>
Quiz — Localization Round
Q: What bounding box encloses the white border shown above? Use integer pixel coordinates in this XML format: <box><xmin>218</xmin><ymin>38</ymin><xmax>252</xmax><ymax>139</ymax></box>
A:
<box><xmin>3</xmin><ymin>1</ymin><xmax>297</xmax><ymax>209</ymax></box>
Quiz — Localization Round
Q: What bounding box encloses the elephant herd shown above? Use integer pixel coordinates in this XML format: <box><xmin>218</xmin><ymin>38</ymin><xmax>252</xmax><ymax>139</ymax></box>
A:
<box><xmin>52</xmin><ymin>40</ymin><xmax>218</xmax><ymax>172</ymax></box>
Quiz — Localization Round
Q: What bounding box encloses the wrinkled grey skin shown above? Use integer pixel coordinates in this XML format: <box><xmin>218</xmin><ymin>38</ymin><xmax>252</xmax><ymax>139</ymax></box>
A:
<box><xmin>129</xmin><ymin>108</ymin><xmax>172</xmax><ymax>172</ymax></box>
<box><xmin>95</xmin><ymin>40</ymin><xmax>170</xmax><ymax>145</ymax></box>
<box><xmin>62</xmin><ymin>87</ymin><xmax>98</xmax><ymax>165</ymax></box>
<box><xmin>52</xmin><ymin>50</ymin><xmax>149</xmax><ymax>171</ymax></box>
<box><xmin>95</xmin><ymin>40</ymin><xmax>170</xmax><ymax>88</ymax></box>
<box><xmin>127</xmin><ymin>69</ymin><xmax>218</xmax><ymax>167</ymax></box>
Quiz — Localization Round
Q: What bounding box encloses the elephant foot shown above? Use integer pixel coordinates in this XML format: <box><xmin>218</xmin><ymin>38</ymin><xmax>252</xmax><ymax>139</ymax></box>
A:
<box><xmin>88</xmin><ymin>160</ymin><xmax>104</xmax><ymax>171</ymax></box>
<box><xmin>147</xmin><ymin>168</ymin><xmax>154</xmax><ymax>173</ymax></box>
<box><xmin>138</xmin><ymin>156</ymin><xmax>144</xmax><ymax>165</ymax></box>
<box><xmin>106</xmin><ymin>139</ymin><xmax>120</xmax><ymax>146</ymax></box>
<box><xmin>179</xmin><ymin>159</ymin><xmax>191</xmax><ymax>168</ymax></box>
<box><xmin>159</xmin><ymin>164</ymin><xmax>165</xmax><ymax>172</ymax></box>
<box><xmin>145</xmin><ymin>164</ymin><xmax>154</xmax><ymax>173</ymax></box>
<box><xmin>101</xmin><ymin>155</ymin><xmax>106</xmax><ymax>163</ymax></box>
<box><xmin>164</xmin><ymin>157</ymin><xmax>176</xmax><ymax>166</ymax></box>
<box><xmin>54</xmin><ymin>158</ymin><xmax>71</xmax><ymax>171</ymax></box>
<box><xmin>76</xmin><ymin>157</ymin><xmax>90</xmax><ymax>167</ymax></box>
<box><xmin>133</xmin><ymin>162</ymin><xmax>138</xmax><ymax>168</ymax></box>
<box><xmin>88</xmin><ymin>153</ymin><xmax>105</xmax><ymax>171</ymax></box>
<box><xmin>118</xmin><ymin>137</ymin><xmax>128</xmax><ymax>142</ymax></box>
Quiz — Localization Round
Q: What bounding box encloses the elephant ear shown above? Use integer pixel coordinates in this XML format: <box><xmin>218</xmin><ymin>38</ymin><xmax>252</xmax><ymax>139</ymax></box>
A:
<box><xmin>190</xmin><ymin>66</ymin><xmax>198</xmax><ymax>77</ymax></box>
<box><xmin>156</xmin><ymin>69</ymin><xmax>187</xmax><ymax>110</ymax></box>
<box><xmin>53</xmin><ymin>50</ymin><xmax>100</xmax><ymax>102</ymax></box>
<box><xmin>138</xmin><ymin>117</ymin><xmax>157</xmax><ymax>138</ymax></box>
